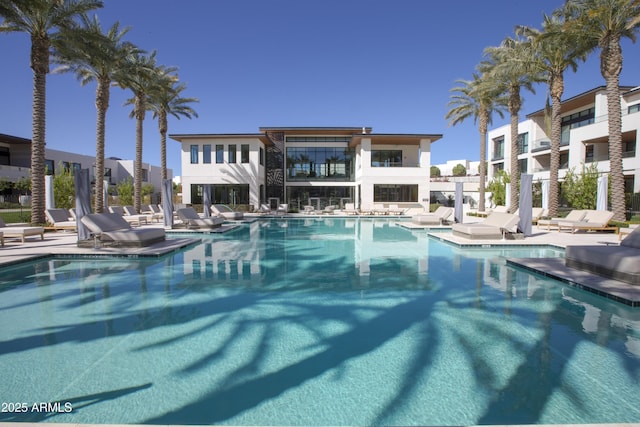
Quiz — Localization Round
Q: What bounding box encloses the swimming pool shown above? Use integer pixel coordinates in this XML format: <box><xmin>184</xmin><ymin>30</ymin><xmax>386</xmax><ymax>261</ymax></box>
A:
<box><xmin>0</xmin><ymin>218</ymin><xmax>638</xmax><ymax>425</ymax></box>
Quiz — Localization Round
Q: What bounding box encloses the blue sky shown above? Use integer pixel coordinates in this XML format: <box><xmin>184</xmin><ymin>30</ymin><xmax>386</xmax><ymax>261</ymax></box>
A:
<box><xmin>1</xmin><ymin>0</ymin><xmax>638</xmax><ymax>177</ymax></box>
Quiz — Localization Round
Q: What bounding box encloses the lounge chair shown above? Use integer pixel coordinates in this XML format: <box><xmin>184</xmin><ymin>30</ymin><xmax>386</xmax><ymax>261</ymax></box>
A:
<box><xmin>140</xmin><ymin>204</ymin><xmax>163</xmax><ymax>222</ymax></box>
<box><xmin>259</xmin><ymin>204</ymin><xmax>272</xmax><ymax>214</ymax></box>
<box><xmin>388</xmin><ymin>204</ymin><xmax>405</xmax><ymax>215</ymax></box>
<box><xmin>276</xmin><ymin>204</ymin><xmax>288</xmax><ymax>215</ymax></box>
<box><xmin>452</xmin><ymin>212</ymin><xmax>520</xmax><ymax>240</ymax></box>
<box><xmin>108</xmin><ymin>206</ymin><xmax>148</xmax><ymax>226</ymax></box>
<box><xmin>322</xmin><ymin>205</ymin><xmax>336</xmax><ymax>215</ymax></box>
<box><xmin>557</xmin><ymin>210</ymin><xmax>616</xmax><ymax>234</ymax></box>
<box><xmin>123</xmin><ymin>205</ymin><xmax>157</xmax><ymax>224</ymax></box>
<box><xmin>619</xmin><ymin>224</ymin><xmax>639</xmax><ymax>241</ymax></box>
<box><xmin>80</xmin><ymin>213</ymin><xmax>165</xmax><ymax>247</ymax></box>
<box><xmin>211</xmin><ymin>204</ymin><xmax>244</xmax><ymax>220</ymax></box>
<box><xmin>412</xmin><ymin>206</ymin><xmax>453</xmax><ymax>225</ymax></box>
<box><xmin>342</xmin><ymin>203</ymin><xmax>359</xmax><ymax>215</ymax></box>
<box><xmin>372</xmin><ymin>204</ymin><xmax>389</xmax><ymax>215</ymax></box>
<box><xmin>512</xmin><ymin>207</ymin><xmax>547</xmax><ymax>225</ymax></box>
<box><xmin>176</xmin><ymin>207</ymin><xmax>224</xmax><ymax>229</ymax></box>
<box><xmin>45</xmin><ymin>208</ymin><xmax>77</xmax><ymax>231</ymax></box>
<box><xmin>0</xmin><ymin>217</ymin><xmax>45</xmax><ymax>243</ymax></box>
<box><xmin>537</xmin><ymin>209</ymin><xmax>587</xmax><ymax>230</ymax></box>
<box><xmin>565</xmin><ymin>225</ymin><xmax>640</xmax><ymax>285</ymax></box>
<box><xmin>477</xmin><ymin>205</ymin><xmax>507</xmax><ymax>217</ymax></box>
<box><xmin>302</xmin><ymin>205</ymin><xmax>316</xmax><ymax>215</ymax></box>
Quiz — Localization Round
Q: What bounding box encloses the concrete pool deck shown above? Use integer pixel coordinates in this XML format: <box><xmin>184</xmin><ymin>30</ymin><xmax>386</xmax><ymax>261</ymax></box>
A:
<box><xmin>0</xmin><ymin>219</ymin><xmax>637</xmax><ymax>306</ymax></box>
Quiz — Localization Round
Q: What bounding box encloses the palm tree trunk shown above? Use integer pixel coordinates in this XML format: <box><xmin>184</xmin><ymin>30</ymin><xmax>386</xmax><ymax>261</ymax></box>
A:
<box><xmin>134</xmin><ymin>93</ymin><xmax>145</xmax><ymax>213</ymax></box>
<box><xmin>509</xmin><ymin>87</ymin><xmax>521</xmax><ymax>212</ymax></box>
<box><xmin>29</xmin><ymin>36</ymin><xmax>50</xmax><ymax>225</ymax></box>
<box><xmin>478</xmin><ymin>111</ymin><xmax>488</xmax><ymax>212</ymax></box>
<box><xmin>548</xmin><ymin>75</ymin><xmax>563</xmax><ymax>218</ymax></box>
<box><xmin>94</xmin><ymin>77</ymin><xmax>110</xmax><ymax>213</ymax></box>
<box><xmin>159</xmin><ymin>110</ymin><xmax>168</xmax><ymax>181</ymax></box>
<box><xmin>601</xmin><ymin>36</ymin><xmax>625</xmax><ymax>221</ymax></box>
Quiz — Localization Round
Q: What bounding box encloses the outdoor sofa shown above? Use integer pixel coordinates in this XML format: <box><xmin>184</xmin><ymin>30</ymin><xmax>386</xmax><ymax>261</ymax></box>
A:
<box><xmin>177</xmin><ymin>207</ymin><xmax>224</xmax><ymax>229</ymax></box>
<box><xmin>80</xmin><ymin>213</ymin><xmax>166</xmax><ymax>247</ymax></box>
<box><xmin>0</xmin><ymin>217</ymin><xmax>45</xmax><ymax>243</ymax></box>
<box><xmin>451</xmin><ymin>212</ymin><xmax>520</xmax><ymax>240</ymax></box>
<box><xmin>565</xmin><ymin>225</ymin><xmax>640</xmax><ymax>285</ymax></box>
<box><xmin>412</xmin><ymin>206</ymin><xmax>453</xmax><ymax>226</ymax></box>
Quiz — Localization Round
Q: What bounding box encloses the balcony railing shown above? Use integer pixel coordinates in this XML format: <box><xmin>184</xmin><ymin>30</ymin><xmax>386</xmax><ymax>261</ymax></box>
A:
<box><xmin>531</xmin><ymin>139</ymin><xmax>551</xmax><ymax>152</ymax></box>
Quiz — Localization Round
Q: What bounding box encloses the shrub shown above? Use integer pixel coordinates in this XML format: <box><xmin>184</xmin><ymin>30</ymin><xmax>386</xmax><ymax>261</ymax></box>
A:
<box><xmin>486</xmin><ymin>169</ymin><xmax>509</xmax><ymax>206</ymax></box>
<box><xmin>561</xmin><ymin>163</ymin><xmax>599</xmax><ymax>210</ymax></box>
<box><xmin>452</xmin><ymin>163</ymin><xmax>467</xmax><ymax>177</ymax></box>
<box><xmin>430</xmin><ymin>166</ymin><xmax>441</xmax><ymax>178</ymax></box>
<box><xmin>116</xmin><ymin>178</ymin><xmax>134</xmax><ymax>206</ymax></box>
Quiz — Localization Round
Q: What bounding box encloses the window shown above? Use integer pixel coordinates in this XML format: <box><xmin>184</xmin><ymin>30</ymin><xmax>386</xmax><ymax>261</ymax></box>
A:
<box><xmin>517</xmin><ymin>132</ymin><xmax>528</xmax><ymax>154</ymax></box>
<box><xmin>228</xmin><ymin>144</ymin><xmax>237</xmax><ymax>163</ymax></box>
<box><xmin>216</xmin><ymin>145</ymin><xmax>224</xmax><ymax>164</ymax></box>
<box><xmin>241</xmin><ymin>144</ymin><xmax>250</xmax><ymax>163</ymax></box>
<box><xmin>624</xmin><ymin>140</ymin><xmax>636</xmax><ymax>158</ymax></box>
<box><xmin>518</xmin><ymin>158</ymin><xmax>528</xmax><ymax>173</ymax></box>
<box><xmin>203</xmin><ymin>144</ymin><xmax>211</xmax><ymax>164</ymax></box>
<box><xmin>371</xmin><ymin>150</ymin><xmax>402</xmax><ymax>167</ymax></box>
<box><xmin>561</xmin><ymin>107</ymin><xmax>595</xmax><ymax>145</ymax></box>
<box><xmin>492</xmin><ymin>137</ymin><xmax>504</xmax><ymax>160</ymax></box>
<box><xmin>628</xmin><ymin>104</ymin><xmax>640</xmax><ymax>114</ymax></box>
<box><xmin>560</xmin><ymin>152</ymin><xmax>569</xmax><ymax>169</ymax></box>
<box><xmin>585</xmin><ymin>145</ymin><xmax>594</xmax><ymax>163</ymax></box>
<box><xmin>190</xmin><ymin>145</ymin><xmax>198</xmax><ymax>164</ymax></box>
<box><xmin>259</xmin><ymin>147</ymin><xmax>264</xmax><ymax>166</ymax></box>
<box><xmin>72</xmin><ymin>162</ymin><xmax>81</xmax><ymax>172</ymax></box>
<box><xmin>0</xmin><ymin>146</ymin><xmax>9</xmax><ymax>166</ymax></box>
<box><xmin>373</xmin><ymin>184</ymin><xmax>417</xmax><ymax>202</ymax></box>
<box><xmin>45</xmin><ymin>159</ymin><xmax>55</xmax><ymax>175</ymax></box>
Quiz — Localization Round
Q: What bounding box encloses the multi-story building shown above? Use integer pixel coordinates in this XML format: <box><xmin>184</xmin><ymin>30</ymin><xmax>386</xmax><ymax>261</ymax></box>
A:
<box><xmin>0</xmin><ymin>133</ymin><xmax>171</xmax><ymax>198</ymax></box>
<box><xmin>487</xmin><ymin>86</ymin><xmax>640</xmax><ymax>193</ymax></box>
<box><xmin>170</xmin><ymin>126</ymin><xmax>442</xmax><ymax>211</ymax></box>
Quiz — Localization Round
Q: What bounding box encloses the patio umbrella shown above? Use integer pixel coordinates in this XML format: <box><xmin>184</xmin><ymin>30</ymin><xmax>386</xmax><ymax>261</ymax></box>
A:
<box><xmin>541</xmin><ymin>180</ymin><xmax>549</xmax><ymax>211</ymax></box>
<box><xmin>518</xmin><ymin>174</ymin><xmax>533</xmax><ymax>237</ymax></box>
<box><xmin>74</xmin><ymin>169</ymin><xmax>91</xmax><ymax>241</ymax></box>
<box><xmin>203</xmin><ymin>184</ymin><xmax>211</xmax><ymax>218</ymax></box>
<box><xmin>45</xmin><ymin>175</ymin><xmax>55</xmax><ymax>209</ymax></box>
<box><xmin>596</xmin><ymin>175</ymin><xmax>608</xmax><ymax>211</ymax></box>
<box><xmin>454</xmin><ymin>182</ymin><xmax>463</xmax><ymax>224</ymax></box>
<box><xmin>162</xmin><ymin>179</ymin><xmax>174</xmax><ymax>229</ymax></box>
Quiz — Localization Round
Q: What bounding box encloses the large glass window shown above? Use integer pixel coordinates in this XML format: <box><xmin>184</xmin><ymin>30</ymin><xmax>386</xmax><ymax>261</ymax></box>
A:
<box><xmin>259</xmin><ymin>147</ymin><xmax>264</xmax><ymax>166</ymax></box>
<box><xmin>373</xmin><ymin>184</ymin><xmax>418</xmax><ymax>202</ymax></box>
<box><xmin>0</xmin><ymin>146</ymin><xmax>9</xmax><ymax>166</ymax></box>
<box><xmin>518</xmin><ymin>158</ymin><xmax>528</xmax><ymax>174</ymax></box>
<box><xmin>517</xmin><ymin>132</ymin><xmax>529</xmax><ymax>154</ymax></box>
<box><xmin>585</xmin><ymin>145</ymin><xmax>594</xmax><ymax>163</ymax></box>
<box><xmin>492</xmin><ymin>137</ymin><xmax>504</xmax><ymax>160</ymax></box>
<box><xmin>203</xmin><ymin>144</ymin><xmax>211</xmax><ymax>164</ymax></box>
<box><xmin>560</xmin><ymin>152</ymin><xmax>569</xmax><ymax>169</ymax></box>
<box><xmin>286</xmin><ymin>147</ymin><xmax>354</xmax><ymax>181</ymax></box>
<box><xmin>241</xmin><ymin>144</ymin><xmax>250</xmax><ymax>163</ymax></box>
<box><xmin>216</xmin><ymin>145</ymin><xmax>224</xmax><ymax>164</ymax></box>
<box><xmin>629</xmin><ymin>104</ymin><xmax>640</xmax><ymax>114</ymax></box>
<box><xmin>229</xmin><ymin>144</ymin><xmax>237</xmax><ymax>163</ymax></box>
<box><xmin>371</xmin><ymin>150</ymin><xmax>402</xmax><ymax>167</ymax></box>
<box><xmin>191</xmin><ymin>184</ymin><xmax>249</xmax><ymax>205</ymax></box>
<box><xmin>190</xmin><ymin>145</ymin><xmax>198</xmax><ymax>164</ymax></box>
<box><xmin>45</xmin><ymin>159</ymin><xmax>55</xmax><ymax>175</ymax></box>
<box><xmin>561</xmin><ymin>107</ymin><xmax>595</xmax><ymax>145</ymax></box>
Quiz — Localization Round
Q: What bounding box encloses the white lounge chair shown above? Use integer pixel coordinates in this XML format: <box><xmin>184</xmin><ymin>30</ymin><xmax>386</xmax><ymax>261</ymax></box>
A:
<box><xmin>276</xmin><ymin>204</ymin><xmax>288</xmax><ymax>215</ymax></box>
<box><xmin>342</xmin><ymin>203</ymin><xmax>359</xmax><ymax>215</ymax></box>
<box><xmin>140</xmin><ymin>204</ymin><xmax>163</xmax><ymax>222</ymax></box>
<box><xmin>80</xmin><ymin>213</ymin><xmax>165</xmax><ymax>247</ymax></box>
<box><xmin>557</xmin><ymin>210</ymin><xmax>616</xmax><ymax>234</ymax></box>
<box><xmin>512</xmin><ymin>207</ymin><xmax>547</xmax><ymax>225</ymax></box>
<box><xmin>565</xmin><ymin>225</ymin><xmax>640</xmax><ymax>285</ymax></box>
<box><xmin>388</xmin><ymin>204</ymin><xmax>405</xmax><ymax>215</ymax></box>
<box><xmin>452</xmin><ymin>212</ymin><xmax>520</xmax><ymax>240</ymax></box>
<box><xmin>177</xmin><ymin>207</ymin><xmax>224</xmax><ymax>229</ymax></box>
<box><xmin>0</xmin><ymin>217</ymin><xmax>45</xmax><ymax>243</ymax></box>
<box><xmin>259</xmin><ymin>204</ymin><xmax>272</xmax><ymax>214</ymax></box>
<box><xmin>412</xmin><ymin>206</ymin><xmax>453</xmax><ymax>226</ymax></box>
<box><xmin>108</xmin><ymin>206</ymin><xmax>148</xmax><ymax>226</ymax></box>
<box><xmin>537</xmin><ymin>209</ymin><xmax>587</xmax><ymax>230</ymax></box>
<box><xmin>45</xmin><ymin>208</ymin><xmax>77</xmax><ymax>231</ymax></box>
<box><xmin>372</xmin><ymin>204</ymin><xmax>389</xmax><ymax>215</ymax></box>
<box><xmin>211</xmin><ymin>204</ymin><xmax>244</xmax><ymax>220</ymax></box>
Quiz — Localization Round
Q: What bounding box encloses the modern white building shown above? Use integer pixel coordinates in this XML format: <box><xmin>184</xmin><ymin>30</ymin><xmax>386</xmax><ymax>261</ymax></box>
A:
<box><xmin>170</xmin><ymin>126</ymin><xmax>442</xmax><ymax>212</ymax></box>
<box><xmin>487</xmin><ymin>86</ymin><xmax>640</xmax><ymax>193</ymax></box>
<box><xmin>0</xmin><ymin>133</ymin><xmax>171</xmax><ymax>198</ymax></box>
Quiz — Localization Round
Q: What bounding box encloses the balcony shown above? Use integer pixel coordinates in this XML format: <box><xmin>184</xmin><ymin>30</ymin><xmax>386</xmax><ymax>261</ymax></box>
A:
<box><xmin>0</xmin><ymin>164</ymin><xmax>31</xmax><ymax>181</ymax></box>
<box><xmin>531</xmin><ymin>138</ymin><xmax>551</xmax><ymax>152</ymax></box>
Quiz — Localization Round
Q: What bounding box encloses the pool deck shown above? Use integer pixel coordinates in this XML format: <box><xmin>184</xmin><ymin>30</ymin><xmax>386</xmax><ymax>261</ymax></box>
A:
<box><xmin>0</xmin><ymin>217</ymin><xmax>638</xmax><ymax>307</ymax></box>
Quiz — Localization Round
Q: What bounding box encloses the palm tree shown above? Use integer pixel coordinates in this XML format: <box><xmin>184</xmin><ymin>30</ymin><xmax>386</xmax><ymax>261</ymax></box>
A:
<box><xmin>446</xmin><ymin>73</ymin><xmax>507</xmax><ymax>212</ymax></box>
<box><xmin>517</xmin><ymin>12</ymin><xmax>589</xmax><ymax>218</ymax></box>
<box><xmin>563</xmin><ymin>0</ymin><xmax>640</xmax><ymax>221</ymax></box>
<box><xmin>0</xmin><ymin>0</ymin><xmax>102</xmax><ymax>224</ymax></box>
<box><xmin>147</xmin><ymin>73</ymin><xmax>199</xmax><ymax>183</ymax></box>
<box><xmin>481</xmin><ymin>36</ymin><xmax>541</xmax><ymax>212</ymax></box>
<box><xmin>119</xmin><ymin>51</ymin><xmax>167</xmax><ymax>213</ymax></box>
<box><xmin>53</xmin><ymin>14</ymin><xmax>137</xmax><ymax>213</ymax></box>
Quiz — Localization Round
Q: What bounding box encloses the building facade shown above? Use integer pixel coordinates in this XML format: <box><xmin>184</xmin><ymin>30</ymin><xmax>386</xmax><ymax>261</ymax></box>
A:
<box><xmin>487</xmin><ymin>86</ymin><xmax>640</xmax><ymax>194</ymax></box>
<box><xmin>171</xmin><ymin>127</ymin><xmax>442</xmax><ymax>211</ymax></box>
<box><xmin>0</xmin><ymin>133</ymin><xmax>171</xmax><ymax>198</ymax></box>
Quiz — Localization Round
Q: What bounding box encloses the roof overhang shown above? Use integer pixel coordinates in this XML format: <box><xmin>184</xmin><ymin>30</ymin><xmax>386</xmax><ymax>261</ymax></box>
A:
<box><xmin>169</xmin><ymin>133</ymin><xmax>272</xmax><ymax>146</ymax></box>
<box><xmin>0</xmin><ymin>133</ymin><xmax>31</xmax><ymax>145</ymax></box>
<box><xmin>527</xmin><ymin>86</ymin><xmax>636</xmax><ymax>119</ymax></box>
<box><xmin>349</xmin><ymin>133</ymin><xmax>443</xmax><ymax>148</ymax></box>
<box><xmin>259</xmin><ymin>126</ymin><xmax>372</xmax><ymax>136</ymax></box>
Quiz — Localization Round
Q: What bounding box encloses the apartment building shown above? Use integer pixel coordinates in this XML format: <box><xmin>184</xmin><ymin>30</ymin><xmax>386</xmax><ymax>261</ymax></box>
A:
<box><xmin>487</xmin><ymin>86</ymin><xmax>640</xmax><ymax>193</ymax></box>
<box><xmin>171</xmin><ymin>127</ymin><xmax>441</xmax><ymax>211</ymax></box>
<box><xmin>0</xmin><ymin>133</ymin><xmax>171</xmax><ymax>196</ymax></box>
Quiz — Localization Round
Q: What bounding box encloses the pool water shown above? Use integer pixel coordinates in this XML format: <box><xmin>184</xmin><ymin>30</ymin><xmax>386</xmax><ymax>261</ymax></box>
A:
<box><xmin>0</xmin><ymin>218</ymin><xmax>639</xmax><ymax>425</ymax></box>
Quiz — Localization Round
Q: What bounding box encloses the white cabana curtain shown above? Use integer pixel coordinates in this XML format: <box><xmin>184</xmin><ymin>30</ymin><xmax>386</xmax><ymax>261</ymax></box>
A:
<box><xmin>45</xmin><ymin>175</ymin><xmax>55</xmax><ymax>209</ymax></box>
<box><xmin>541</xmin><ymin>180</ymin><xmax>549</xmax><ymax>211</ymax></box>
<box><xmin>596</xmin><ymin>175</ymin><xmax>608</xmax><ymax>211</ymax></box>
<box><xmin>454</xmin><ymin>182</ymin><xmax>463</xmax><ymax>224</ymax></box>
<box><xmin>74</xmin><ymin>169</ymin><xmax>92</xmax><ymax>241</ymax></box>
<box><xmin>518</xmin><ymin>174</ymin><xmax>533</xmax><ymax>237</ymax></box>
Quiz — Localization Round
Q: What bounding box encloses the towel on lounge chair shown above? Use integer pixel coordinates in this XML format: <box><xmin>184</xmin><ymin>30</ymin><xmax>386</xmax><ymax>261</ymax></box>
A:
<box><xmin>412</xmin><ymin>206</ymin><xmax>453</xmax><ymax>225</ymax></box>
<box><xmin>177</xmin><ymin>207</ymin><xmax>224</xmax><ymax>229</ymax></box>
<box><xmin>452</xmin><ymin>212</ymin><xmax>520</xmax><ymax>240</ymax></box>
<box><xmin>80</xmin><ymin>213</ymin><xmax>165</xmax><ymax>247</ymax></box>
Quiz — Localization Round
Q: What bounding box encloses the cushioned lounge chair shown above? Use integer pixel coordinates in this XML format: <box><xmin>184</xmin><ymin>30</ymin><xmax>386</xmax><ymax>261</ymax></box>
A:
<box><xmin>619</xmin><ymin>224</ymin><xmax>639</xmax><ymax>241</ymax></box>
<box><xmin>373</xmin><ymin>204</ymin><xmax>389</xmax><ymax>215</ymax></box>
<box><xmin>452</xmin><ymin>212</ymin><xmax>520</xmax><ymax>240</ymax></box>
<box><xmin>109</xmin><ymin>205</ymin><xmax>148</xmax><ymax>226</ymax></box>
<box><xmin>276</xmin><ymin>204</ymin><xmax>288</xmax><ymax>215</ymax></box>
<box><xmin>537</xmin><ymin>210</ymin><xmax>587</xmax><ymax>230</ymax></box>
<box><xmin>513</xmin><ymin>207</ymin><xmax>546</xmax><ymax>225</ymax></box>
<box><xmin>259</xmin><ymin>204</ymin><xmax>272</xmax><ymax>214</ymax></box>
<box><xmin>0</xmin><ymin>217</ymin><xmax>45</xmax><ymax>243</ymax></box>
<box><xmin>412</xmin><ymin>206</ymin><xmax>453</xmax><ymax>225</ymax></box>
<box><xmin>45</xmin><ymin>208</ymin><xmax>77</xmax><ymax>231</ymax></box>
<box><xmin>211</xmin><ymin>204</ymin><xmax>244</xmax><ymax>220</ymax></box>
<box><xmin>557</xmin><ymin>210</ymin><xmax>616</xmax><ymax>234</ymax></box>
<box><xmin>80</xmin><ymin>213</ymin><xmax>165</xmax><ymax>247</ymax></box>
<box><xmin>565</xmin><ymin>225</ymin><xmax>640</xmax><ymax>285</ymax></box>
<box><xmin>177</xmin><ymin>207</ymin><xmax>224</xmax><ymax>229</ymax></box>
<box><xmin>342</xmin><ymin>203</ymin><xmax>359</xmax><ymax>215</ymax></box>
<box><xmin>141</xmin><ymin>204</ymin><xmax>163</xmax><ymax>222</ymax></box>
<box><xmin>388</xmin><ymin>204</ymin><xmax>405</xmax><ymax>215</ymax></box>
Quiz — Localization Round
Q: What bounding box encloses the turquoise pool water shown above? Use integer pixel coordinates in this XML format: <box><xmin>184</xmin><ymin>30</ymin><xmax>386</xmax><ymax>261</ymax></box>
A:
<box><xmin>0</xmin><ymin>218</ymin><xmax>639</xmax><ymax>425</ymax></box>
